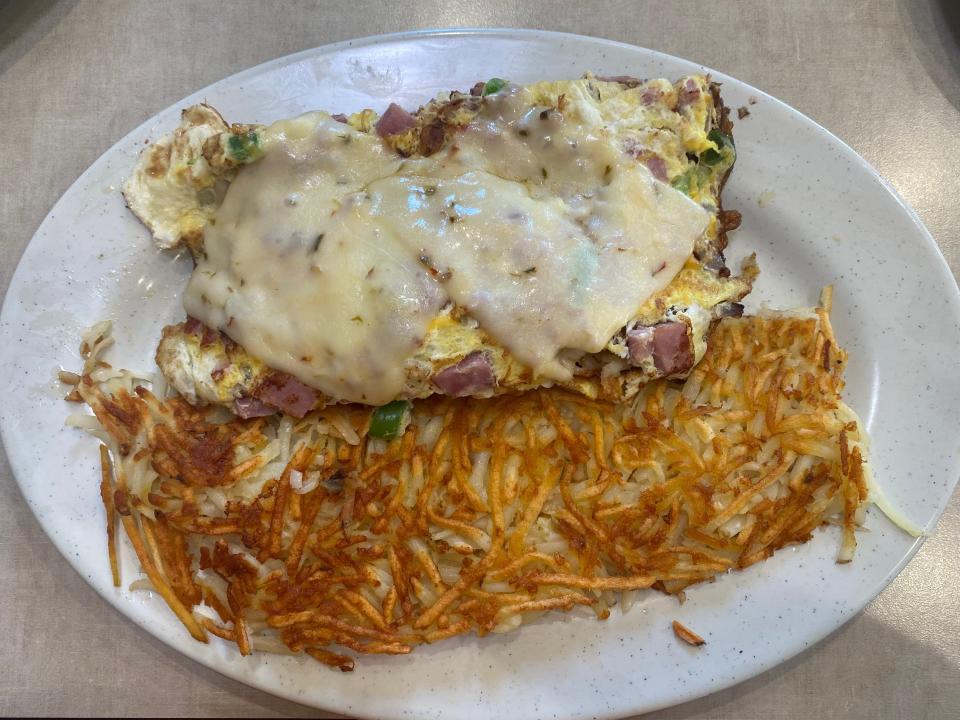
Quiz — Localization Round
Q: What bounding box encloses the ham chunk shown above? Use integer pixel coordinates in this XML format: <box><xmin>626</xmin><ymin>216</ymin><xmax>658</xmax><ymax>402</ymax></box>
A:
<box><xmin>432</xmin><ymin>352</ymin><xmax>496</xmax><ymax>397</ymax></box>
<box><xmin>253</xmin><ymin>373</ymin><xmax>319</xmax><ymax>418</ymax></box>
<box><xmin>627</xmin><ymin>321</ymin><xmax>694</xmax><ymax>375</ymax></box>
<box><xmin>375</xmin><ymin>103</ymin><xmax>417</xmax><ymax>137</ymax></box>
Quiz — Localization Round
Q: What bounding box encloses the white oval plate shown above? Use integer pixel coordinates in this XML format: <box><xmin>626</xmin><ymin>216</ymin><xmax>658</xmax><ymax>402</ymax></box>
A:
<box><xmin>1</xmin><ymin>29</ymin><xmax>958</xmax><ymax>720</ymax></box>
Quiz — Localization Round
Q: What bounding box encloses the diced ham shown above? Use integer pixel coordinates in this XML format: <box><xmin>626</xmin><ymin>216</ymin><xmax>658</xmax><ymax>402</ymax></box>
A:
<box><xmin>678</xmin><ymin>78</ymin><xmax>701</xmax><ymax>107</ymax></box>
<box><xmin>233</xmin><ymin>396</ymin><xmax>276</xmax><ymax>419</ymax></box>
<box><xmin>651</xmin><ymin>322</ymin><xmax>694</xmax><ymax>374</ymax></box>
<box><xmin>640</xmin><ymin>86</ymin><xmax>663</xmax><ymax>105</ymax></box>
<box><xmin>627</xmin><ymin>321</ymin><xmax>694</xmax><ymax>375</ymax></box>
<box><xmin>375</xmin><ymin>103</ymin><xmax>417</xmax><ymax>137</ymax></box>
<box><xmin>432</xmin><ymin>352</ymin><xmax>496</xmax><ymax>397</ymax></box>
<box><xmin>643</xmin><ymin>155</ymin><xmax>668</xmax><ymax>182</ymax></box>
<box><xmin>253</xmin><ymin>372</ymin><xmax>319</xmax><ymax>418</ymax></box>
<box><xmin>331</xmin><ymin>113</ymin><xmax>349</xmax><ymax>123</ymax></box>
<box><xmin>626</xmin><ymin>326</ymin><xmax>655</xmax><ymax>364</ymax></box>
<box><xmin>621</xmin><ymin>140</ymin><xmax>668</xmax><ymax>182</ymax></box>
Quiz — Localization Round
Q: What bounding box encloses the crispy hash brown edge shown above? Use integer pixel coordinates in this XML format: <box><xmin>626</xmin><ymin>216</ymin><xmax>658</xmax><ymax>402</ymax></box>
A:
<box><xmin>65</xmin><ymin>293</ymin><xmax>868</xmax><ymax>668</ymax></box>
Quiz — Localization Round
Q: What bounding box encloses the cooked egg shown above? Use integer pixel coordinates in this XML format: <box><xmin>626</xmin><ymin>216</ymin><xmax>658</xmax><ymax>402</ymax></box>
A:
<box><xmin>132</xmin><ymin>74</ymin><xmax>752</xmax><ymax>410</ymax></box>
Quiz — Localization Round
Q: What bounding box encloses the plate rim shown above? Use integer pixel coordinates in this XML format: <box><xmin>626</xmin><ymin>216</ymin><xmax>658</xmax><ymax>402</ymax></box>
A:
<box><xmin>1</xmin><ymin>26</ymin><xmax>959</xmax><ymax>719</ymax></box>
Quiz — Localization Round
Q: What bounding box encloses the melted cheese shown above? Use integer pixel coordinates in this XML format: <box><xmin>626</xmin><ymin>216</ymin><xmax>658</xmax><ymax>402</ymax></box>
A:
<box><xmin>184</xmin><ymin>86</ymin><xmax>708</xmax><ymax>404</ymax></box>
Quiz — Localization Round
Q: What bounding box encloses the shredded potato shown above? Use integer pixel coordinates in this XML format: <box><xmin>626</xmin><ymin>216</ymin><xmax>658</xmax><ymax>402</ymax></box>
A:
<box><xmin>672</xmin><ymin>620</ymin><xmax>706</xmax><ymax>646</ymax></box>
<box><xmin>70</xmin><ymin>305</ymin><xmax>868</xmax><ymax>669</ymax></box>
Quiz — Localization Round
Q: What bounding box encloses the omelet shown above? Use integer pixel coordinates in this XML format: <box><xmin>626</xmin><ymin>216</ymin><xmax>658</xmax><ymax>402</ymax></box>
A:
<box><xmin>123</xmin><ymin>105</ymin><xmax>231</xmax><ymax>252</ymax></box>
<box><xmin>127</xmin><ymin>74</ymin><xmax>755</xmax><ymax>417</ymax></box>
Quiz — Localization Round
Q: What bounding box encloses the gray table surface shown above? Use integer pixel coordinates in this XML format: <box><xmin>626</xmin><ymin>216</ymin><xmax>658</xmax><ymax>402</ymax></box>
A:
<box><xmin>1</xmin><ymin>1</ymin><xmax>958</xmax><ymax>717</ymax></box>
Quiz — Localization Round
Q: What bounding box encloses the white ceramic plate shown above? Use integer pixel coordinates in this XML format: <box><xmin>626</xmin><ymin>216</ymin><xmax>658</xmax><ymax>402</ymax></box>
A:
<box><xmin>1</xmin><ymin>29</ymin><xmax>958</xmax><ymax>720</ymax></box>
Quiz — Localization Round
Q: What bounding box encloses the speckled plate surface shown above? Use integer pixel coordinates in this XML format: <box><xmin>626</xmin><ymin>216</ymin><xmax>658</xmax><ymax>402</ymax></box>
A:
<box><xmin>1</xmin><ymin>29</ymin><xmax>958</xmax><ymax>720</ymax></box>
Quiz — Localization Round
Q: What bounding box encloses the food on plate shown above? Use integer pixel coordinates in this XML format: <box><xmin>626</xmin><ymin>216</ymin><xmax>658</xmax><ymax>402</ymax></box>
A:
<box><xmin>125</xmin><ymin>74</ymin><xmax>755</xmax><ymax>417</ymax></box>
<box><xmin>64</xmin><ymin>71</ymin><xmax>886</xmax><ymax>670</ymax></box>
<box><xmin>67</xmin><ymin>297</ymin><xmax>870</xmax><ymax>667</ymax></box>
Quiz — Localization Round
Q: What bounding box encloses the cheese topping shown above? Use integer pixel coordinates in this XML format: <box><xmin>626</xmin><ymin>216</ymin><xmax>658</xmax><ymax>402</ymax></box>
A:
<box><xmin>184</xmin><ymin>86</ymin><xmax>709</xmax><ymax>404</ymax></box>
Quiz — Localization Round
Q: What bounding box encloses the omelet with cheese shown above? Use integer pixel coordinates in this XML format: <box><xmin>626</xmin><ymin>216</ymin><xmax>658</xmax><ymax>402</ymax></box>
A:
<box><xmin>126</xmin><ymin>74</ymin><xmax>756</xmax><ymax>417</ymax></box>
